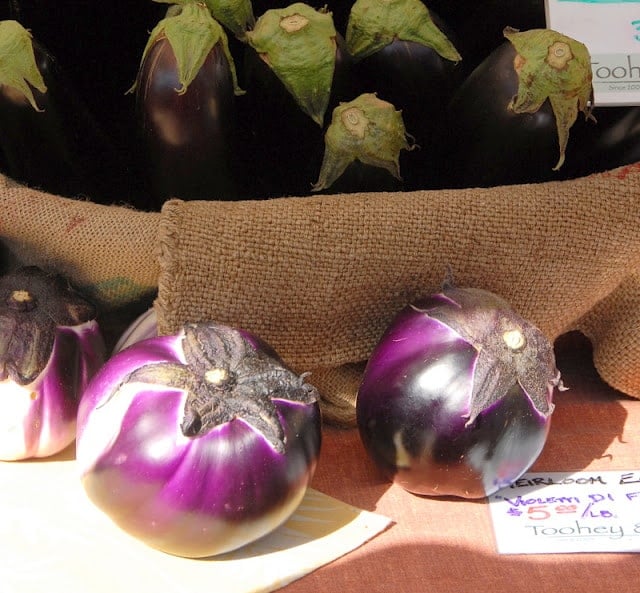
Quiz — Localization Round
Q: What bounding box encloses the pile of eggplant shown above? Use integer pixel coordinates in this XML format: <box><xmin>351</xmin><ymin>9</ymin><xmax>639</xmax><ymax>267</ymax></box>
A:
<box><xmin>0</xmin><ymin>0</ymin><xmax>638</xmax><ymax>208</ymax></box>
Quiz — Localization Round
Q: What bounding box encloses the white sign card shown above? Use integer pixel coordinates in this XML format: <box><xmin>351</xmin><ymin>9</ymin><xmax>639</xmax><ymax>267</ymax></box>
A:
<box><xmin>488</xmin><ymin>470</ymin><xmax>640</xmax><ymax>554</ymax></box>
<box><xmin>545</xmin><ymin>0</ymin><xmax>640</xmax><ymax>105</ymax></box>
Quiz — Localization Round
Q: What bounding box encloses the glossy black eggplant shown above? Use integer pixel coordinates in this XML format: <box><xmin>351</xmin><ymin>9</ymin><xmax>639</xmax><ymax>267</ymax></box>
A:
<box><xmin>345</xmin><ymin>0</ymin><xmax>464</xmax><ymax>189</ymax></box>
<box><xmin>6</xmin><ymin>1</ymin><xmax>165</xmax><ymax>116</ymax></box>
<box><xmin>131</xmin><ymin>3</ymin><xmax>244</xmax><ymax>206</ymax></box>
<box><xmin>7</xmin><ymin>1</ymin><xmax>166</xmax><ymax>203</ymax></box>
<box><xmin>425</xmin><ymin>0</ymin><xmax>546</xmax><ymax>71</ymax></box>
<box><xmin>241</xmin><ymin>2</ymin><xmax>357</xmax><ymax>198</ymax></box>
<box><xmin>0</xmin><ymin>20</ymin><xmax>135</xmax><ymax>203</ymax></box>
<box><xmin>559</xmin><ymin>105</ymin><xmax>640</xmax><ymax>178</ymax></box>
<box><xmin>436</xmin><ymin>28</ymin><xmax>594</xmax><ymax>189</ymax></box>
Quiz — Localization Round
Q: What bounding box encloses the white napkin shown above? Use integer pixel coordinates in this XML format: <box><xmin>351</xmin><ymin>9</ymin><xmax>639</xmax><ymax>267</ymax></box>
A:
<box><xmin>0</xmin><ymin>455</ymin><xmax>391</xmax><ymax>593</ymax></box>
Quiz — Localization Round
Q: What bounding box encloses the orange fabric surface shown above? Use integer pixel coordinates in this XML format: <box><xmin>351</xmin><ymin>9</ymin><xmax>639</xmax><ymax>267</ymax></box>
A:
<box><xmin>281</xmin><ymin>332</ymin><xmax>640</xmax><ymax>593</ymax></box>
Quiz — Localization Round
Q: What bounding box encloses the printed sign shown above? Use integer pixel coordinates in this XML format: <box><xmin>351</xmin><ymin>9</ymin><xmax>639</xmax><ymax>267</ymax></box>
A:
<box><xmin>545</xmin><ymin>0</ymin><xmax>640</xmax><ymax>105</ymax></box>
<box><xmin>488</xmin><ymin>470</ymin><xmax>640</xmax><ymax>554</ymax></box>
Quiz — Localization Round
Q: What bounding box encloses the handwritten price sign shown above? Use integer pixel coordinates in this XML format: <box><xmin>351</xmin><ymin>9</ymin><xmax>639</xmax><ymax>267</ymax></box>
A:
<box><xmin>545</xmin><ymin>0</ymin><xmax>640</xmax><ymax>105</ymax></box>
<box><xmin>488</xmin><ymin>471</ymin><xmax>640</xmax><ymax>554</ymax></box>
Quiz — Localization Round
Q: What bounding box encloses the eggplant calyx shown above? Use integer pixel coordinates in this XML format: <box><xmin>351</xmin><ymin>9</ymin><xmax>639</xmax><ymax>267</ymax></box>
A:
<box><xmin>125</xmin><ymin>323</ymin><xmax>318</xmax><ymax>453</ymax></box>
<box><xmin>6</xmin><ymin>290</ymin><xmax>37</xmax><ymax>312</ymax></box>
<box><xmin>130</xmin><ymin>2</ymin><xmax>243</xmax><ymax>97</ymax></box>
<box><xmin>246</xmin><ymin>2</ymin><xmax>337</xmax><ymax>125</ymax></box>
<box><xmin>0</xmin><ymin>20</ymin><xmax>47</xmax><ymax>111</ymax></box>
<box><xmin>312</xmin><ymin>93</ymin><xmax>414</xmax><ymax>192</ymax></box>
<box><xmin>345</xmin><ymin>0</ymin><xmax>461</xmax><ymax>63</ymax></box>
<box><xmin>419</xmin><ymin>287</ymin><xmax>559</xmax><ymax>426</ymax></box>
<box><xmin>504</xmin><ymin>27</ymin><xmax>594</xmax><ymax>171</ymax></box>
<box><xmin>203</xmin><ymin>0</ymin><xmax>256</xmax><ymax>41</ymax></box>
<box><xmin>0</xmin><ymin>266</ymin><xmax>97</xmax><ymax>385</ymax></box>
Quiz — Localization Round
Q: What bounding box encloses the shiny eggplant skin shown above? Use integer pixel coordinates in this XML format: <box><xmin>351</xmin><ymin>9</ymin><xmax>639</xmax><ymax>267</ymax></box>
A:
<box><xmin>352</xmin><ymin>36</ymin><xmax>465</xmax><ymax>190</ymax></box>
<box><xmin>0</xmin><ymin>37</ymin><xmax>132</xmax><ymax>203</ymax></box>
<box><xmin>357</xmin><ymin>288</ymin><xmax>559</xmax><ymax>499</ymax></box>
<box><xmin>426</xmin><ymin>0</ymin><xmax>546</xmax><ymax>71</ymax></box>
<box><xmin>134</xmin><ymin>35</ymin><xmax>241</xmax><ymax>205</ymax></box>
<box><xmin>77</xmin><ymin>323</ymin><xmax>322</xmax><ymax>558</ymax></box>
<box><xmin>560</xmin><ymin>105</ymin><xmax>640</xmax><ymax>178</ymax></box>
<box><xmin>5</xmin><ymin>1</ymin><xmax>165</xmax><ymax>206</ymax></box>
<box><xmin>435</xmin><ymin>39</ymin><xmax>591</xmax><ymax>188</ymax></box>
<box><xmin>240</xmin><ymin>28</ymin><xmax>356</xmax><ymax>199</ymax></box>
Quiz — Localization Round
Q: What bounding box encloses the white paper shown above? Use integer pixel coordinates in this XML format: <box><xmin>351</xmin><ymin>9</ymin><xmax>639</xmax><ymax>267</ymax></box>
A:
<box><xmin>545</xmin><ymin>0</ymin><xmax>640</xmax><ymax>105</ymax></box>
<box><xmin>0</xmin><ymin>457</ymin><xmax>392</xmax><ymax>593</ymax></box>
<box><xmin>489</xmin><ymin>470</ymin><xmax>640</xmax><ymax>554</ymax></box>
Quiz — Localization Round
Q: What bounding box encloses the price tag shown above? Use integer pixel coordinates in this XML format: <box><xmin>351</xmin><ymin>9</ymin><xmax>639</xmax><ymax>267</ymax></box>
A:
<box><xmin>488</xmin><ymin>470</ymin><xmax>640</xmax><ymax>554</ymax></box>
<box><xmin>545</xmin><ymin>0</ymin><xmax>640</xmax><ymax>105</ymax></box>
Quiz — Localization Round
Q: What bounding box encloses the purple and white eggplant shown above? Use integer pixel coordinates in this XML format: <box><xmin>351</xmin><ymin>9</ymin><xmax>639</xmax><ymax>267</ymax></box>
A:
<box><xmin>0</xmin><ymin>266</ymin><xmax>105</xmax><ymax>460</ymax></box>
<box><xmin>356</xmin><ymin>286</ymin><xmax>564</xmax><ymax>499</ymax></box>
<box><xmin>76</xmin><ymin>321</ymin><xmax>322</xmax><ymax>558</ymax></box>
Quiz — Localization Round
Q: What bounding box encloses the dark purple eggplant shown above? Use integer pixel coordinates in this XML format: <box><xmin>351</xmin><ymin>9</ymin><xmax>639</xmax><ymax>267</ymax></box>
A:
<box><xmin>131</xmin><ymin>2</ymin><xmax>245</xmax><ymax>205</ymax></box>
<box><xmin>559</xmin><ymin>105</ymin><xmax>640</xmax><ymax>178</ymax></box>
<box><xmin>0</xmin><ymin>20</ymin><xmax>137</xmax><ymax>203</ymax></box>
<box><xmin>7</xmin><ymin>1</ymin><xmax>166</xmax><ymax>205</ymax></box>
<box><xmin>357</xmin><ymin>286</ymin><xmax>563</xmax><ymax>499</ymax></box>
<box><xmin>436</xmin><ymin>27</ymin><xmax>595</xmax><ymax>188</ymax></box>
<box><xmin>240</xmin><ymin>2</ymin><xmax>357</xmax><ymax>198</ymax></box>
<box><xmin>312</xmin><ymin>93</ymin><xmax>413</xmax><ymax>193</ymax></box>
<box><xmin>345</xmin><ymin>0</ymin><xmax>465</xmax><ymax>189</ymax></box>
<box><xmin>425</xmin><ymin>0</ymin><xmax>546</xmax><ymax>72</ymax></box>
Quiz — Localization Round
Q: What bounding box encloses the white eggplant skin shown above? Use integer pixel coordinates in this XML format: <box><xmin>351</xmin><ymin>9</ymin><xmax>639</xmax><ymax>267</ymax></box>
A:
<box><xmin>77</xmin><ymin>322</ymin><xmax>321</xmax><ymax>558</ymax></box>
<box><xmin>0</xmin><ymin>320</ymin><xmax>105</xmax><ymax>461</ymax></box>
<box><xmin>112</xmin><ymin>308</ymin><xmax>158</xmax><ymax>355</ymax></box>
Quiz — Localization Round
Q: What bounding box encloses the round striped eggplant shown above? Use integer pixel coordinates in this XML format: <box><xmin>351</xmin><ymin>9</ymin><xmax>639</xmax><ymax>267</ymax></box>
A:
<box><xmin>357</xmin><ymin>286</ymin><xmax>563</xmax><ymax>499</ymax></box>
<box><xmin>77</xmin><ymin>321</ymin><xmax>322</xmax><ymax>558</ymax></box>
<box><xmin>0</xmin><ymin>266</ymin><xmax>106</xmax><ymax>461</ymax></box>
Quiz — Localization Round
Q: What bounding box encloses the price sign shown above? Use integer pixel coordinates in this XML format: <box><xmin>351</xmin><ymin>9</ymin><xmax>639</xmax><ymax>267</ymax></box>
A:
<box><xmin>488</xmin><ymin>470</ymin><xmax>640</xmax><ymax>554</ymax></box>
<box><xmin>545</xmin><ymin>0</ymin><xmax>640</xmax><ymax>105</ymax></box>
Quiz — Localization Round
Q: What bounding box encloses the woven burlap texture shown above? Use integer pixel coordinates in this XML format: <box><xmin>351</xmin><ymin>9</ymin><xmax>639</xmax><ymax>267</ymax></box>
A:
<box><xmin>156</xmin><ymin>164</ymin><xmax>640</xmax><ymax>425</ymax></box>
<box><xmin>1</xmin><ymin>164</ymin><xmax>639</xmax><ymax>426</ymax></box>
<box><xmin>0</xmin><ymin>175</ymin><xmax>160</xmax><ymax>308</ymax></box>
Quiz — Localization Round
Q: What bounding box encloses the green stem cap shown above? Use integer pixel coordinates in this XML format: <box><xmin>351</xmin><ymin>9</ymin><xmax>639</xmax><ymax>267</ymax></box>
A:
<box><xmin>131</xmin><ymin>2</ymin><xmax>242</xmax><ymax>96</ymax></box>
<box><xmin>504</xmin><ymin>27</ymin><xmax>595</xmax><ymax>171</ymax></box>
<box><xmin>245</xmin><ymin>3</ymin><xmax>337</xmax><ymax>126</ymax></box>
<box><xmin>203</xmin><ymin>0</ymin><xmax>255</xmax><ymax>40</ymax></box>
<box><xmin>0</xmin><ymin>20</ymin><xmax>47</xmax><ymax>111</ymax></box>
<box><xmin>312</xmin><ymin>92</ymin><xmax>414</xmax><ymax>192</ymax></box>
<box><xmin>346</xmin><ymin>0</ymin><xmax>461</xmax><ymax>62</ymax></box>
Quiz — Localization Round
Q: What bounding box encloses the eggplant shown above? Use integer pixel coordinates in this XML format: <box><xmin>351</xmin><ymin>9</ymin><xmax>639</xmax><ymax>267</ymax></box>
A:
<box><xmin>240</xmin><ymin>2</ymin><xmax>357</xmax><ymax>198</ymax></box>
<box><xmin>436</xmin><ymin>27</ymin><xmax>595</xmax><ymax>188</ymax></box>
<box><xmin>0</xmin><ymin>266</ymin><xmax>106</xmax><ymax>461</ymax></box>
<box><xmin>130</xmin><ymin>2</ymin><xmax>245</xmax><ymax>205</ymax></box>
<box><xmin>357</xmin><ymin>286</ymin><xmax>563</xmax><ymax>499</ymax></box>
<box><xmin>77</xmin><ymin>321</ymin><xmax>321</xmax><ymax>558</ymax></box>
<box><xmin>0</xmin><ymin>20</ymin><xmax>137</xmax><ymax>203</ymax></box>
<box><xmin>559</xmin><ymin>105</ymin><xmax>640</xmax><ymax>178</ymax></box>
<box><xmin>425</xmin><ymin>0</ymin><xmax>546</xmax><ymax>72</ymax></box>
<box><xmin>7</xmin><ymin>1</ymin><xmax>166</xmax><ymax>205</ymax></box>
<box><xmin>312</xmin><ymin>93</ymin><xmax>414</xmax><ymax>193</ymax></box>
<box><xmin>345</xmin><ymin>0</ymin><xmax>465</xmax><ymax>189</ymax></box>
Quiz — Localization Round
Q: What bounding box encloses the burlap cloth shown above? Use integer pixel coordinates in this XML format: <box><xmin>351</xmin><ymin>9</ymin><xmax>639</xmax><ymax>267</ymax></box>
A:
<box><xmin>1</xmin><ymin>162</ymin><xmax>639</xmax><ymax>426</ymax></box>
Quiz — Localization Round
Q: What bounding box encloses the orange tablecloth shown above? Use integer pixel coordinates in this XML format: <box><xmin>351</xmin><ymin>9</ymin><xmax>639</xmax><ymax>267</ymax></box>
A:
<box><xmin>281</xmin><ymin>332</ymin><xmax>640</xmax><ymax>593</ymax></box>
